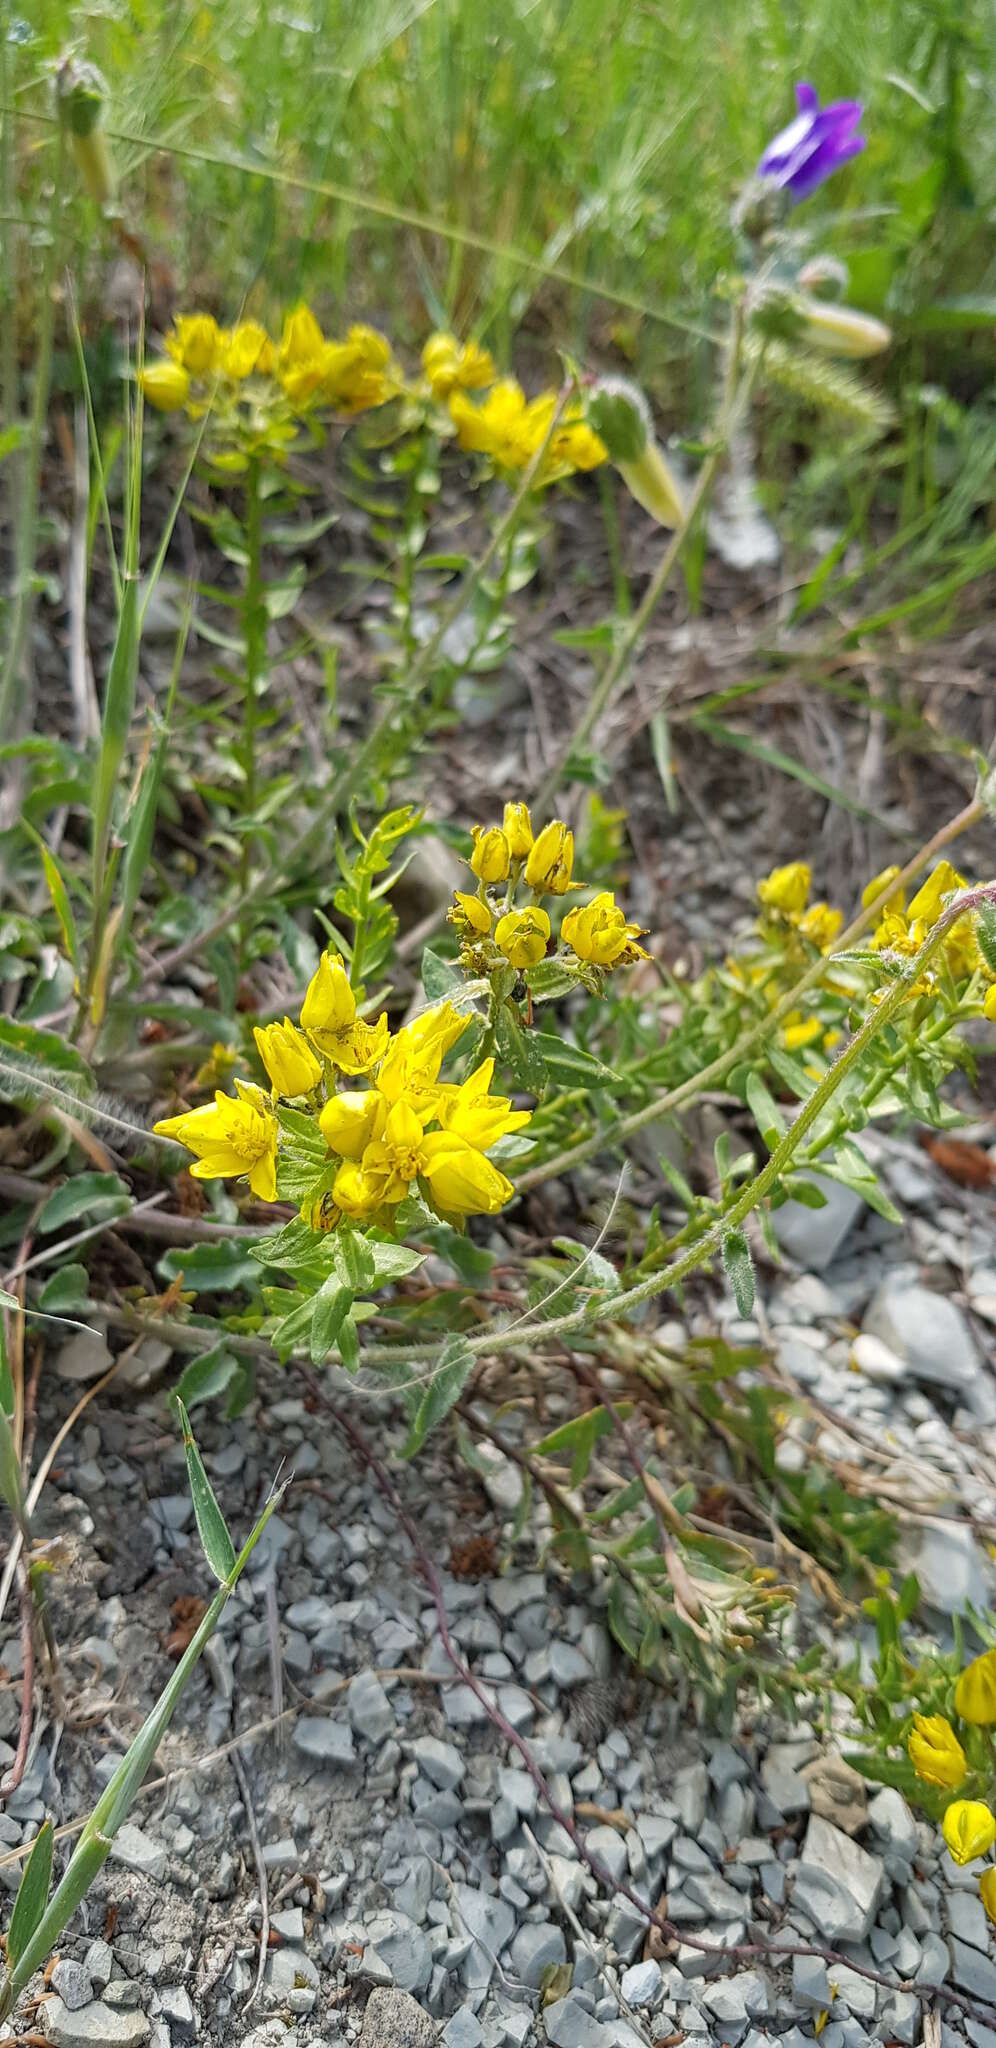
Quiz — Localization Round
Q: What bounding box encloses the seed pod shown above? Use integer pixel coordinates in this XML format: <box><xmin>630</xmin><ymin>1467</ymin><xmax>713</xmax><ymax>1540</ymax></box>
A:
<box><xmin>588</xmin><ymin>377</ymin><xmax>684</xmax><ymax>529</ymax></box>
<box><xmin>56</xmin><ymin>56</ymin><xmax>115</xmax><ymax>207</ymax></box>
<box><xmin>795</xmin><ymin>295</ymin><xmax>891</xmax><ymax>359</ymax></box>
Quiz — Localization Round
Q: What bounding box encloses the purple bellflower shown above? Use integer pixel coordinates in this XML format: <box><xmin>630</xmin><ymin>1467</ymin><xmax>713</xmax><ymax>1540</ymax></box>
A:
<box><xmin>758</xmin><ymin>82</ymin><xmax>864</xmax><ymax>201</ymax></box>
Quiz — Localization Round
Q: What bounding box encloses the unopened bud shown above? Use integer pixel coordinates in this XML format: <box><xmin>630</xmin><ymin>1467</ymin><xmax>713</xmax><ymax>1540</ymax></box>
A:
<box><xmin>56</xmin><ymin>57</ymin><xmax>115</xmax><ymax>207</ymax></box>
<box><xmin>797</xmin><ymin>256</ymin><xmax>849</xmax><ymax>301</ymax></box>
<box><xmin>589</xmin><ymin>377</ymin><xmax>684</xmax><ymax>529</ymax></box>
<box><xmin>796</xmin><ymin>295</ymin><xmax>891</xmax><ymax>359</ymax></box>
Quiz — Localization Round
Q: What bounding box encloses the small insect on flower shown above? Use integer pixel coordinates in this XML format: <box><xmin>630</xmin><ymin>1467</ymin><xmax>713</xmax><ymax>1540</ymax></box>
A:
<box><xmin>300</xmin><ymin>953</ymin><xmax>390</xmax><ymax>1074</ymax></box>
<box><xmin>470</xmin><ymin>827</ymin><xmax>511</xmax><ymax>885</ymax></box>
<box><xmin>757</xmin><ymin>862</ymin><xmax>811</xmax><ymax>917</ymax></box>
<box><xmin>154</xmin><ymin>1083</ymin><xmax>279</xmax><ymax>1202</ymax></box>
<box><xmin>757</xmin><ymin>82</ymin><xmax>865</xmax><ymax>201</ymax></box>
<box><xmin>907</xmin><ymin>1713</ymin><xmax>967</xmax><ymax>1791</ymax></box>
<box><xmin>955</xmin><ymin>1648</ymin><xmax>996</xmax><ymax>1727</ymax></box>
<box><xmin>494</xmin><ymin>907</ymin><xmax>551</xmax><ymax>970</ymax></box>
<box><xmin>561</xmin><ymin>892</ymin><xmax>648</xmax><ymax>970</ymax></box>
<box><xmin>524</xmin><ymin>820</ymin><xmax>574</xmax><ymax>894</ymax></box>
<box><xmin>253</xmin><ymin>1018</ymin><xmax>322</xmax><ymax>1098</ymax></box>
<box><xmin>942</xmin><ymin>1800</ymin><xmax>996</xmax><ymax>1867</ymax></box>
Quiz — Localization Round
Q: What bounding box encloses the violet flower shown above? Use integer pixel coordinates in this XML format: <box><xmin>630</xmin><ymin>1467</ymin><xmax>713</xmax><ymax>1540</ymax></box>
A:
<box><xmin>758</xmin><ymin>82</ymin><xmax>864</xmax><ymax>201</ymax></box>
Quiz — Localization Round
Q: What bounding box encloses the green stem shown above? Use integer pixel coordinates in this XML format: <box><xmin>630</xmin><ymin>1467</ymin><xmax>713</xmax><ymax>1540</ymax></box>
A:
<box><xmin>238</xmin><ymin>455</ymin><xmax>266</xmax><ymax>963</ymax></box>
<box><xmin>0</xmin><ymin>123</ymin><xmax>65</xmax><ymax>743</ymax></box>
<box><xmin>533</xmin><ymin>302</ymin><xmax>749</xmax><ymax>811</ymax></box>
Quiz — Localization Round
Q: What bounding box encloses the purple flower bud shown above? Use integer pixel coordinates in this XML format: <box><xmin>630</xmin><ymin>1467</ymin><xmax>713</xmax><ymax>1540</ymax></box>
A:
<box><xmin>758</xmin><ymin>82</ymin><xmax>864</xmax><ymax>201</ymax></box>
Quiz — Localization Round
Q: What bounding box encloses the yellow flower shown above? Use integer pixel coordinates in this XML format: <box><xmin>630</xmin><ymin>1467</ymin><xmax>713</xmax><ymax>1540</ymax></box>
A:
<box><xmin>984</xmin><ymin>985</ymin><xmax>996</xmax><ymax>1022</ymax></box>
<box><xmin>277</xmin><ymin>303</ymin><xmax>328</xmax><ymax>403</ymax></box>
<box><xmin>907</xmin><ymin>860</ymin><xmax>966</xmax><ymax>927</ymax></box>
<box><xmin>140</xmin><ymin>361</ymin><xmax>191</xmax><ymax>412</ymax></box>
<box><xmin>495</xmin><ymin>906</ymin><xmax>550</xmax><ymax>970</ymax></box>
<box><xmin>525</xmin><ymin>820</ymin><xmax>574</xmax><ymax>894</ymax></box>
<box><xmin>502</xmin><ymin>802</ymin><xmax>534</xmax><ymax>860</ymax></box>
<box><xmin>798</xmin><ymin>902</ymin><xmax>843</xmax><ymax>950</ymax></box>
<box><xmin>422</xmin><ymin>331</ymin><xmax>495</xmax><ymax>398</ymax></box>
<box><xmin>757</xmin><ymin>862</ymin><xmax>810</xmax><ymax>916</ymax></box>
<box><xmin>165</xmin><ymin>314</ymin><xmax>224</xmax><ymax>376</ymax></box>
<box><xmin>561</xmin><ymin>891</ymin><xmax>647</xmax><ymax>970</ymax></box>
<box><xmin>321</xmin><ymin>325</ymin><xmax>396</xmax><ymax>413</ymax></box>
<box><xmin>908</xmin><ymin>1713</ymin><xmax>967</xmax><ymax>1791</ymax></box>
<box><xmin>449</xmin><ymin>379</ymin><xmax>537</xmax><ymax>467</ymax></box>
<box><xmin>942</xmin><ymin>1800</ymin><xmax>996</xmax><ymax>1866</ymax></box>
<box><xmin>470</xmin><ymin>826</ymin><xmax>511</xmax><ymax>884</ymax></box>
<box><xmin>154</xmin><ymin>1082</ymin><xmax>278</xmax><ymax>1202</ymax></box>
<box><xmin>222</xmin><ymin>320</ymin><xmax>275</xmax><ymax>379</ymax></box>
<box><xmin>300</xmin><ymin>953</ymin><xmax>390</xmax><ymax>1074</ymax></box>
<box><xmin>782</xmin><ymin>1013</ymin><xmax>823</xmax><ymax>1052</ymax></box>
<box><xmin>419</xmin><ymin>1134</ymin><xmax>515</xmax><ymax>1218</ymax></box>
<box><xmin>253</xmin><ymin>1017</ymin><xmax>322</xmax><ymax>1097</ymax></box>
<box><xmin>862</xmin><ymin>865</ymin><xmax>905</xmax><ymax>916</ymax></box>
<box><xmin>376</xmin><ymin>1004</ymin><xmax>470</xmax><ymax>1113</ymax></box>
<box><xmin>980</xmin><ymin>1868</ymin><xmax>996</xmax><ymax>1927</ymax></box>
<box><xmin>449</xmin><ymin>891</ymin><xmax>493</xmax><ymax>939</ymax></box>
<box><xmin>318</xmin><ymin>1090</ymin><xmax>385</xmax><ymax>1161</ymax></box>
<box><xmin>331</xmin><ymin>1158</ymin><xmax>387</xmax><ymax>1220</ymax></box>
<box><xmin>954</xmin><ymin>1648</ymin><xmax>996</xmax><ymax>1726</ymax></box>
<box><xmin>436</xmin><ymin>1058</ymin><xmax>532</xmax><ymax>1150</ymax></box>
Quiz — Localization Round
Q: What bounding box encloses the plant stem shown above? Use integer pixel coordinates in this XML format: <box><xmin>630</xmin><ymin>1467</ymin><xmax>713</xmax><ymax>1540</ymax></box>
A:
<box><xmin>533</xmin><ymin>302</ymin><xmax>748</xmax><ymax>811</ymax></box>
<box><xmin>238</xmin><ymin>455</ymin><xmax>266</xmax><ymax>964</ymax></box>
<box><xmin>0</xmin><ymin>123</ymin><xmax>65</xmax><ymax>750</ymax></box>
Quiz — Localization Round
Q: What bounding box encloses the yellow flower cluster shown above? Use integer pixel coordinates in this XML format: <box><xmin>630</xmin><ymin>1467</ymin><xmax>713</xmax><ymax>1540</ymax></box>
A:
<box><xmin>448</xmin><ymin>801</ymin><xmax>647</xmax><ymax>983</ymax></box>
<box><xmin>756</xmin><ymin>861</ymin><xmax>843</xmax><ymax>951</ymax></box>
<box><xmin>139</xmin><ymin>305</ymin><xmax>400</xmax><ymax>466</ymax></box>
<box><xmin>155</xmin><ymin>957</ymin><xmax>531</xmax><ymax>1228</ymax></box>
<box><xmin>868</xmin><ymin>859</ymin><xmax>985</xmax><ymax>999</ymax></box>
<box><xmin>908</xmin><ymin>1647</ymin><xmax>996</xmax><ymax>1924</ymax></box>
<box><xmin>447</xmin><ymin>378</ymin><xmax>607</xmax><ymax>483</ymax></box>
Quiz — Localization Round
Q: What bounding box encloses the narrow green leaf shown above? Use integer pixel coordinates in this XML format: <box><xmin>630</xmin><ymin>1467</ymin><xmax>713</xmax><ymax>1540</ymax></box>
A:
<box><xmin>23</xmin><ymin>827</ymin><xmax>79</xmax><ymax>968</ymax></box>
<box><xmin>92</xmin><ymin>574</ymin><xmax>140</xmax><ymax>891</ymax></box>
<box><xmin>334</xmin><ymin>1229</ymin><xmax>377</xmax><ymax>1290</ymax></box>
<box><xmin>400</xmin><ymin>1334</ymin><xmax>476</xmax><ymax>1460</ymax></box>
<box><xmin>745</xmin><ymin>1071</ymin><xmax>785</xmax><ymax>1152</ymax></box>
<box><xmin>171</xmin><ymin>1396</ymin><xmax>236</xmax><ymax>1583</ymax></box>
<box><xmin>531</xmin><ymin>1032</ymin><xmax>619</xmax><ymax>1090</ymax></box>
<box><xmin>420</xmin><ymin>945</ymin><xmax>464</xmax><ymax>1002</ymax></box>
<box><xmin>6</xmin><ymin>1819</ymin><xmax>54</xmax><ymax>1965</ymax></box>
<box><xmin>0</xmin><ymin>1400</ymin><xmax>25</xmax><ymax>1517</ymax></box>
<box><xmin>310</xmin><ymin>1279</ymin><xmax>354</xmax><ymax>1364</ymax></box>
<box><xmin>174</xmin><ymin>1344</ymin><xmax>241</xmax><ymax>1410</ymax></box>
<box><xmin>722</xmin><ymin>1228</ymin><xmax>755</xmax><ymax>1317</ymax></box>
<box><xmin>337</xmin><ymin>1313</ymin><xmax>360</xmax><ymax>1371</ymax></box>
<box><xmin>976</xmin><ymin>903</ymin><xmax>996</xmax><ymax>978</ymax></box>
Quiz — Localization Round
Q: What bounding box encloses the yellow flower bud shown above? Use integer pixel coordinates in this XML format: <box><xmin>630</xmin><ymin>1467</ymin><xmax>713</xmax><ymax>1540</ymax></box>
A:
<box><xmin>617</xmin><ymin>440</ymin><xmax>685</xmax><ymax>529</ymax></box>
<box><xmin>494</xmin><ymin>907</ymin><xmax>551</xmax><ymax>970</ymax></box>
<box><xmin>907</xmin><ymin>860</ymin><xmax>965</xmax><ymax>927</ymax></box>
<box><xmin>332</xmin><ymin>1159</ymin><xmax>385</xmax><ymax>1220</ymax></box>
<box><xmin>166</xmin><ymin>315</ymin><xmax>224</xmax><ymax>376</ymax></box>
<box><xmin>861</xmin><ymin>865</ymin><xmax>905</xmax><ymax>916</ymax></box>
<box><xmin>223</xmin><ymin>320</ymin><xmax>275</xmax><ymax>380</ymax></box>
<box><xmin>561</xmin><ymin>892</ymin><xmax>647</xmax><ymax>970</ymax></box>
<box><xmin>942</xmin><ymin>1800</ymin><xmax>996</xmax><ymax>1866</ymax></box>
<box><xmin>907</xmin><ymin>1713</ymin><xmax>967</xmax><ymax>1791</ymax></box>
<box><xmin>797</xmin><ymin>902</ymin><xmax>843</xmax><ymax>951</ymax></box>
<box><xmin>470</xmin><ymin>826</ymin><xmax>511</xmax><ymax>884</ymax></box>
<box><xmin>984</xmin><ymin>984</ymin><xmax>996</xmax><ymax>1022</ymax></box>
<box><xmin>140</xmin><ymin>361</ymin><xmax>191</xmax><ymax>412</ymax></box>
<box><xmin>796</xmin><ymin>296</ymin><xmax>891</xmax><ymax>359</ymax></box>
<box><xmin>253</xmin><ymin>1017</ymin><xmax>322</xmax><ymax>1098</ymax></box>
<box><xmin>981</xmin><ymin>1868</ymin><xmax>996</xmax><ymax>1927</ymax></box>
<box><xmin>783</xmin><ymin>1014</ymin><xmax>823</xmax><ymax>1052</ymax></box>
<box><xmin>502</xmin><ymin>802</ymin><xmax>534</xmax><ymax>861</ymax></box>
<box><xmin>524</xmin><ymin>820</ymin><xmax>574</xmax><ymax>894</ymax></box>
<box><xmin>757</xmin><ymin>862</ymin><xmax>811</xmax><ymax>916</ymax></box>
<box><xmin>449</xmin><ymin>891</ymin><xmax>493</xmax><ymax>939</ymax></box>
<box><xmin>954</xmin><ymin>1648</ymin><xmax>996</xmax><ymax>1726</ymax></box>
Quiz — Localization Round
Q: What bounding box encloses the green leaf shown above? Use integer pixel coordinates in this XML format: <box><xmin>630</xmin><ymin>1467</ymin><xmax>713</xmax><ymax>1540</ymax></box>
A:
<box><xmin>310</xmin><ymin>1279</ymin><xmax>354</xmax><ymax>1363</ymax></box>
<box><xmin>495</xmin><ymin>1006</ymin><xmax>547</xmax><ymax>1093</ymax></box>
<box><xmin>337</xmin><ymin>1313</ymin><xmax>360</xmax><ymax>1370</ymax></box>
<box><xmin>171</xmin><ymin>1396</ymin><xmax>236</xmax><ymax>1583</ymax></box>
<box><xmin>274</xmin><ymin>1106</ymin><xmax>330</xmax><ymax>1201</ymax></box>
<box><xmin>976</xmin><ymin>903</ymin><xmax>996</xmax><ymax>978</ymax></box>
<box><xmin>0</xmin><ymin>1016</ymin><xmax>93</xmax><ymax>1084</ymax></box>
<box><xmin>421</xmin><ymin>946</ymin><xmax>464</xmax><ymax>1002</ymax></box>
<box><xmin>533</xmin><ymin>1405</ymin><xmax>626</xmax><ymax>1487</ymax></box>
<box><xmin>93</xmin><ymin>574</ymin><xmax>140</xmax><ymax>891</ymax></box>
<box><xmin>0</xmin><ymin>1399</ymin><xmax>25</xmax><ymax>1517</ymax></box>
<box><xmin>744</xmin><ymin>1071</ymin><xmax>785</xmax><ymax>1152</ymax></box>
<box><xmin>157</xmin><ymin>1240</ymin><xmax>264</xmax><ymax>1294</ymax></box>
<box><xmin>722</xmin><ymin>1229</ymin><xmax>755</xmax><ymax>1318</ymax></box>
<box><xmin>423</xmin><ymin>1225</ymin><xmax>495</xmax><ymax>1283</ymax></box>
<box><xmin>531</xmin><ymin>1032</ymin><xmax>619</xmax><ymax>1090</ymax></box>
<box><xmin>6</xmin><ymin>1819</ymin><xmax>54</xmax><ymax>1966</ymax></box>
<box><xmin>38</xmin><ymin>1173</ymin><xmax>131</xmax><ymax>1234</ymax></box>
<box><xmin>24</xmin><ymin>827</ymin><xmax>79</xmax><ymax>968</ymax></box>
<box><xmin>400</xmin><ymin>1334</ymin><xmax>476</xmax><ymax>1459</ymax></box>
<box><xmin>38</xmin><ymin>1263</ymin><xmax>91</xmax><ymax>1311</ymax></box>
<box><xmin>334</xmin><ymin>1228</ymin><xmax>377</xmax><ymax>1290</ymax></box>
<box><xmin>910</xmin><ymin>295</ymin><xmax>996</xmax><ymax>333</ymax></box>
<box><xmin>524</xmin><ymin>958</ymin><xmax>580</xmax><ymax>1003</ymax></box>
<box><xmin>174</xmin><ymin>1344</ymin><xmax>242</xmax><ymax>1410</ymax></box>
